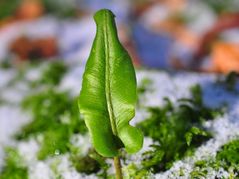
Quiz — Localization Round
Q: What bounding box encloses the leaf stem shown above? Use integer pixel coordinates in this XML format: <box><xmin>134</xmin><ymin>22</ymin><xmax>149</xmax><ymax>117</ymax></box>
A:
<box><xmin>114</xmin><ymin>156</ymin><xmax>123</xmax><ymax>179</ymax></box>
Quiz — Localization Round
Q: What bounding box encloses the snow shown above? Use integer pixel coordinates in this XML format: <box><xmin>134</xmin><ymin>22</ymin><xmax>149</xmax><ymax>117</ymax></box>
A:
<box><xmin>0</xmin><ymin>106</ymin><xmax>31</xmax><ymax>169</ymax></box>
<box><xmin>70</xmin><ymin>134</ymin><xmax>91</xmax><ymax>156</ymax></box>
<box><xmin>18</xmin><ymin>139</ymin><xmax>40</xmax><ymax>165</ymax></box>
<box><xmin>1</xmin><ymin>65</ymin><xmax>239</xmax><ymax>178</ymax></box>
<box><xmin>0</xmin><ymin>106</ymin><xmax>31</xmax><ymax>146</ymax></box>
<box><xmin>155</xmin><ymin>115</ymin><xmax>239</xmax><ymax>179</ymax></box>
<box><xmin>58</xmin><ymin>66</ymin><xmax>84</xmax><ymax>96</ymax></box>
<box><xmin>29</xmin><ymin>161</ymin><xmax>55</xmax><ymax>179</ymax></box>
<box><xmin>126</xmin><ymin>137</ymin><xmax>155</xmax><ymax>166</ymax></box>
<box><xmin>0</xmin><ymin>69</ymin><xmax>16</xmax><ymax>89</ymax></box>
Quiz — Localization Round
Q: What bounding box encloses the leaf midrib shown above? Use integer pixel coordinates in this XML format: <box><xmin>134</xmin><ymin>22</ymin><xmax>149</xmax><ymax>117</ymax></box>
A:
<box><xmin>103</xmin><ymin>12</ymin><xmax>118</xmax><ymax>136</ymax></box>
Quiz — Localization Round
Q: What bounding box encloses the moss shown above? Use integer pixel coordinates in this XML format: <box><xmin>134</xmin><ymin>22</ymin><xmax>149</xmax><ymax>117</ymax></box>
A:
<box><xmin>137</xmin><ymin>78</ymin><xmax>153</xmax><ymax>95</ymax></box>
<box><xmin>71</xmin><ymin>149</ymin><xmax>109</xmax><ymax>177</ymax></box>
<box><xmin>191</xmin><ymin>139</ymin><xmax>239</xmax><ymax>178</ymax></box>
<box><xmin>0</xmin><ymin>60</ymin><xmax>12</xmax><ymax>69</ymax></box>
<box><xmin>216</xmin><ymin>139</ymin><xmax>239</xmax><ymax>170</ymax></box>
<box><xmin>30</xmin><ymin>61</ymin><xmax>68</xmax><ymax>87</ymax></box>
<box><xmin>17</xmin><ymin>89</ymin><xmax>86</xmax><ymax>139</ymax></box>
<box><xmin>137</xmin><ymin>85</ymin><xmax>221</xmax><ymax>172</ymax></box>
<box><xmin>72</xmin><ymin>155</ymin><xmax>100</xmax><ymax>174</ymax></box>
<box><xmin>224</xmin><ymin>72</ymin><xmax>238</xmax><ymax>91</ymax></box>
<box><xmin>0</xmin><ymin>148</ymin><xmax>28</xmax><ymax>179</ymax></box>
<box><xmin>217</xmin><ymin>71</ymin><xmax>239</xmax><ymax>92</ymax></box>
<box><xmin>16</xmin><ymin>89</ymin><xmax>87</xmax><ymax>160</ymax></box>
<box><xmin>37</xmin><ymin>125</ymin><xmax>71</xmax><ymax>160</ymax></box>
<box><xmin>123</xmin><ymin>163</ymin><xmax>152</xmax><ymax>179</ymax></box>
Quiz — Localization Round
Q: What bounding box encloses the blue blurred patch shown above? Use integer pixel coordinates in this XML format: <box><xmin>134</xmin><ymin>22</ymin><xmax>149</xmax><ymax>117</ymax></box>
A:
<box><xmin>132</xmin><ymin>23</ymin><xmax>174</xmax><ymax>68</ymax></box>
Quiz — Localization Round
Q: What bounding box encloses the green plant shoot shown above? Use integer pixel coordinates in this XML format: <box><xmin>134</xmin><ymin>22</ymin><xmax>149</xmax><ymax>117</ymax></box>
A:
<box><xmin>78</xmin><ymin>9</ymin><xmax>143</xmax><ymax>158</ymax></box>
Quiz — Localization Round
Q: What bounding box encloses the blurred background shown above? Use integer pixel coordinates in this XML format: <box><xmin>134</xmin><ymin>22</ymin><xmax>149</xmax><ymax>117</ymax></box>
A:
<box><xmin>0</xmin><ymin>0</ymin><xmax>239</xmax><ymax>73</ymax></box>
<box><xmin>2</xmin><ymin>1</ymin><xmax>239</xmax><ymax>178</ymax></box>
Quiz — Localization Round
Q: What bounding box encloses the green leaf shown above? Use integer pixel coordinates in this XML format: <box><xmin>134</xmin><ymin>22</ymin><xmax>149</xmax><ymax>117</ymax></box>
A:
<box><xmin>78</xmin><ymin>9</ymin><xmax>143</xmax><ymax>157</ymax></box>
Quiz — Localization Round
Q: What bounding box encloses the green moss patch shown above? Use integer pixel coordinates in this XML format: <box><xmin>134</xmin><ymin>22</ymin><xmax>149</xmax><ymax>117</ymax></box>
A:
<box><xmin>137</xmin><ymin>85</ymin><xmax>223</xmax><ymax>172</ymax></box>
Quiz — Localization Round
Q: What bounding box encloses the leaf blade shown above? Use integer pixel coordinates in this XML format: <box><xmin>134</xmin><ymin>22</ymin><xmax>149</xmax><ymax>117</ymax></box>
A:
<box><xmin>79</xmin><ymin>9</ymin><xmax>143</xmax><ymax>157</ymax></box>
